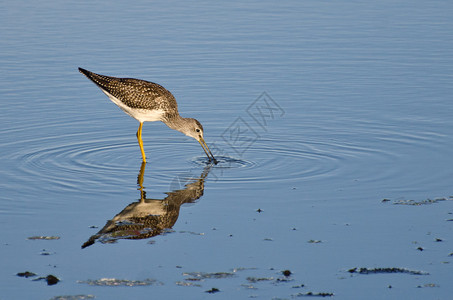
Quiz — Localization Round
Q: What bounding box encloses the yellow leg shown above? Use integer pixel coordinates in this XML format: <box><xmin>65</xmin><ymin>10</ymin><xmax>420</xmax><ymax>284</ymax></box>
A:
<box><xmin>136</xmin><ymin>122</ymin><xmax>146</xmax><ymax>163</ymax></box>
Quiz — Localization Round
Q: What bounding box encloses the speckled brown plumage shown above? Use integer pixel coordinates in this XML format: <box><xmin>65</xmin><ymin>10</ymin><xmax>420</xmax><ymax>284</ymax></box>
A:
<box><xmin>79</xmin><ymin>67</ymin><xmax>178</xmax><ymax>113</ymax></box>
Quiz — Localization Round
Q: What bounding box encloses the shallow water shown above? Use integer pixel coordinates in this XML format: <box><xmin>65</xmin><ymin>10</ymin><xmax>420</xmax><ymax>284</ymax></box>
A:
<box><xmin>1</xmin><ymin>1</ymin><xmax>453</xmax><ymax>299</ymax></box>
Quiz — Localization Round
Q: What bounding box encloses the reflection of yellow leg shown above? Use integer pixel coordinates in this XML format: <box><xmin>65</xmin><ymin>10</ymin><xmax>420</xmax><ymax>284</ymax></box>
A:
<box><xmin>136</xmin><ymin>122</ymin><xmax>146</xmax><ymax>163</ymax></box>
<box><xmin>138</xmin><ymin>161</ymin><xmax>146</xmax><ymax>187</ymax></box>
<box><xmin>137</xmin><ymin>161</ymin><xmax>146</xmax><ymax>202</ymax></box>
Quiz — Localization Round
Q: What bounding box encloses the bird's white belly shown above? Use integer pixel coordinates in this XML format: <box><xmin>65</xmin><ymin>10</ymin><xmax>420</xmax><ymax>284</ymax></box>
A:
<box><xmin>102</xmin><ymin>90</ymin><xmax>165</xmax><ymax>122</ymax></box>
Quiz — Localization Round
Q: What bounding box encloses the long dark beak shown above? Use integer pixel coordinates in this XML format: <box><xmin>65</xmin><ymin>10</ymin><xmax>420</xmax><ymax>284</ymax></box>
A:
<box><xmin>198</xmin><ymin>137</ymin><xmax>218</xmax><ymax>164</ymax></box>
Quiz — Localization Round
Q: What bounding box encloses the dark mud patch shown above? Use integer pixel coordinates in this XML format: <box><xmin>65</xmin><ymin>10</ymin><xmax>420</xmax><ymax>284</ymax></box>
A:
<box><xmin>33</xmin><ymin>274</ymin><xmax>60</xmax><ymax>285</ymax></box>
<box><xmin>348</xmin><ymin>267</ymin><xmax>429</xmax><ymax>275</ymax></box>
<box><xmin>205</xmin><ymin>287</ymin><xmax>220</xmax><ymax>293</ymax></box>
<box><xmin>16</xmin><ymin>271</ymin><xmax>36</xmax><ymax>278</ymax></box>
<box><xmin>282</xmin><ymin>270</ymin><xmax>292</xmax><ymax>277</ymax></box>
<box><xmin>175</xmin><ymin>267</ymin><xmax>326</xmax><ymax>298</ymax></box>
<box><xmin>17</xmin><ymin>271</ymin><xmax>59</xmax><ymax>285</ymax></box>
<box><xmin>77</xmin><ymin>267</ymin><xmax>330</xmax><ymax>298</ymax></box>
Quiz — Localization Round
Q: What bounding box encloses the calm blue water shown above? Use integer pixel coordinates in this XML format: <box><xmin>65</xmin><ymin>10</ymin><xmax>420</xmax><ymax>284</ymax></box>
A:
<box><xmin>1</xmin><ymin>1</ymin><xmax>453</xmax><ymax>299</ymax></box>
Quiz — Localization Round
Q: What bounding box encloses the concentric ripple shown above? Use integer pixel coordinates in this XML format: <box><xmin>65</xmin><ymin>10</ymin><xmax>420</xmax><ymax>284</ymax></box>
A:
<box><xmin>186</xmin><ymin>124</ymin><xmax>450</xmax><ymax>194</ymax></box>
<box><xmin>3</xmin><ymin>118</ymin><xmax>451</xmax><ymax>197</ymax></box>
<box><xmin>189</xmin><ymin>138</ymin><xmax>345</xmax><ymax>186</ymax></box>
<box><xmin>4</xmin><ymin>129</ymin><xmax>225</xmax><ymax>194</ymax></box>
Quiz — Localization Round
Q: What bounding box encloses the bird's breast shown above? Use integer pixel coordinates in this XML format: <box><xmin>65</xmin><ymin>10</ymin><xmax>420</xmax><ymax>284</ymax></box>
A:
<box><xmin>102</xmin><ymin>89</ymin><xmax>165</xmax><ymax>122</ymax></box>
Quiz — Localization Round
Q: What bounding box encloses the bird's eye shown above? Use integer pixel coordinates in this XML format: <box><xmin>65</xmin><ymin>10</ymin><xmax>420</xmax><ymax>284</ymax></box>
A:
<box><xmin>196</xmin><ymin>129</ymin><xmax>201</xmax><ymax>133</ymax></box>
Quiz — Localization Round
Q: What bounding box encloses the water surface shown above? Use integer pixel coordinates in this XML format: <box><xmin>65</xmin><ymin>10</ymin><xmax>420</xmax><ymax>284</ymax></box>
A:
<box><xmin>1</xmin><ymin>1</ymin><xmax>453</xmax><ymax>299</ymax></box>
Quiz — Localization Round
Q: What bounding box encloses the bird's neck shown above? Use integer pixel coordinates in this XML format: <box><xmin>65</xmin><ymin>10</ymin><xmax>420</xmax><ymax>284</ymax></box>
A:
<box><xmin>164</xmin><ymin>114</ymin><xmax>188</xmax><ymax>135</ymax></box>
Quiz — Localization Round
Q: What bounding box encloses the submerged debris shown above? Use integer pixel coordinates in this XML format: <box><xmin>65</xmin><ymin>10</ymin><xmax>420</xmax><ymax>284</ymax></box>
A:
<box><xmin>17</xmin><ymin>271</ymin><xmax>36</xmax><ymax>278</ymax></box>
<box><xmin>231</xmin><ymin>267</ymin><xmax>258</xmax><ymax>272</ymax></box>
<box><xmin>27</xmin><ymin>236</ymin><xmax>60</xmax><ymax>240</ymax></box>
<box><xmin>179</xmin><ymin>230</ymin><xmax>204</xmax><ymax>236</ymax></box>
<box><xmin>175</xmin><ymin>281</ymin><xmax>202</xmax><ymax>287</ymax></box>
<box><xmin>348</xmin><ymin>267</ymin><xmax>429</xmax><ymax>275</ymax></box>
<box><xmin>185</xmin><ymin>277</ymin><xmax>203</xmax><ymax>282</ymax></box>
<box><xmin>392</xmin><ymin>197</ymin><xmax>451</xmax><ymax>206</ymax></box>
<box><xmin>247</xmin><ymin>275</ymin><xmax>294</xmax><ymax>285</ymax></box>
<box><xmin>182</xmin><ymin>272</ymin><xmax>236</xmax><ymax>279</ymax></box>
<box><xmin>247</xmin><ymin>276</ymin><xmax>274</xmax><ymax>283</ymax></box>
<box><xmin>275</xmin><ymin>277</ymin><xmax>293</xmax><ymax>283</ymax></box>
<box><xmin>49</xmin><ymin>295</ymin><xmax>95</xmax><ymax>300</ymax></box>
<box><xmin>292</xmin><ymin>292</ymin><xmax>334</xmax><ymax>297</ymax></box>
<box><xmin>307</xmin><ymin>240</ymin><xmax>322</xmax><ymax>244</ymax></box>
<box><xmin>241</xmin><ymin>284</ymin><xmax>258</xmax><ymax>290</ymax></box>
<box><xmin>78</xmin><ymin>278</ymin><xmax>162</xmax><ymax>286</ymax></box>
<box><xmin>417</xmin><ymin>283</ymin><xmax>439</xmax><ymax>288</ymax></box>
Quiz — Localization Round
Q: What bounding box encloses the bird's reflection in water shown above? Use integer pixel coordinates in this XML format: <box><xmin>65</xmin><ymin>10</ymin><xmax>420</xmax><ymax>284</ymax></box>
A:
<box><xmin>82</xmin><ymin>162</ymin><xmax>211</xmax><ymax>248</ymax></box>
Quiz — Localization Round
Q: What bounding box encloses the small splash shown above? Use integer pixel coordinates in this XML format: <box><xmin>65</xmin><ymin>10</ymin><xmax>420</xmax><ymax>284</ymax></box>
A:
<box><xmin>191</xmin><ymin>156</ymin><xmax>254</xmax><ymax>168</ymax></box>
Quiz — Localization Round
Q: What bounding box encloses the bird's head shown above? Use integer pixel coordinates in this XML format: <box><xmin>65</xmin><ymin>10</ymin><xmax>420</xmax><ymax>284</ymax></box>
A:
<box><xmin>181</xmin><ymin>118</ymin><xmax>217</xmax><ymax>164</ymax></box>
